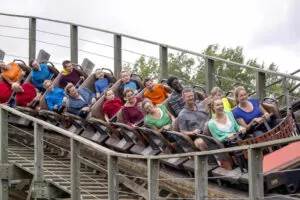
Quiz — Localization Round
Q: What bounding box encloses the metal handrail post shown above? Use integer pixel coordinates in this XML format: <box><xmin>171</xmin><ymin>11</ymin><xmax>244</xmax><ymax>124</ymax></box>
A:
<box><xmin>160</xmin><ymin>45</ymin><xmax>168</xmax><ymax>80</ymax></box>
<box><xmin>0</xmin><ymin>108</ymin><xmax>8</xmax><ymax>200</ymax></box>
<box><xmin>108</xmin><ymin>155</ymin><xmax>119</xmax><ymax>200</ymax></box>
<box><xmin>34</xmin><ymin>122</ymin><xmax>44</xmax><ymax>182</ymax></box>
<box><xmin>256</xmin><ymin>71</ymin><xmax>266</xmax><ymax>100</ymax></box>
<box><xmin>248</xmin><ymin>148</ymin><xmax>264</xmax><ymax>200</ymax></box>
<box><xmin>282</xmin><ymin>78</ymin><xmax>291</xmax><ymax>111</ymax></box>
<box><xmin>29</xmin><ymin>17</ymin><xmax>36</xmax><ymax>62</ymax></box>
<box><xmin>71</xmin><ymin>138</ymin><xmax>81</xmax><ymax>200</ymax></box>
<box><xmin>195</xmin><ymin>155</ymin><xmax>208</xmax><ymax>200</ymax></box>
<box><xmin>148</xmin><ymin>158</ymin><xmax>159</xmax><ymax>200</ymax></box>
<box><xmin>70</xmin><ymin>25</ymin><xmax>78</xmax><ymax>64</ymax></box>
<box><xmin>205</xmin><ymin>58</ymin><xmax>214</xmax><ymax>94</ymax></box>
<box><xmin>114</xmin><ymin>34</ymin><xmax>122</xmax><ymax>79</ymax></box>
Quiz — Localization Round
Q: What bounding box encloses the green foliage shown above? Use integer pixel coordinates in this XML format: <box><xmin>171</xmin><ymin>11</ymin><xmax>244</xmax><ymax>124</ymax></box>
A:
<box><xmin>122</xmin><ymin>56</ymin><xmax>160</xmax><ymax>81</ymax></box>
<box><xmin>168</xmin><ymin>52</ymin><xmax>196</xmax><ymax>85</ymax></box>
<box><xmin>123</xmin><ymin>44</ymin><xmax>300</xmax><ymax>105</ymax></box>
<box><xmin>197</xmin><ymin>45</ymin><xmax>256</xmax><ymax>93</ymax></box>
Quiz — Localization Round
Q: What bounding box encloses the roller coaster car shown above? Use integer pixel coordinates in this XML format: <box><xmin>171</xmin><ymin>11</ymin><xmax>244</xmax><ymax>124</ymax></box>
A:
<box><xmin>82</xmin><ymin>74</ymin><xmax>144</xmax><ymax>146</ymax></box>
<box><xmin>37</xmin><ymin>61</ymin><xmax>92</xmax><ymax>131</ymax></box>
<box><xmin>135</xmin><ymin>127</ymin><xmax>173</xmax><ymax>155</ymax></box>
<box><xmin>106</xmin><ymin>111</ymin><xmax>140</xmax><ymax>152</ymax></box>
<box><xmin>105</xmin><ymin>88</ymin><xmax>147</xmax><ymax>153</ymax></box>
<box><xmin>37</xmin><ymin>65</ymin><xmax>88</xmax><ymax>130</ymax></box>
<box><xmin>289</xmin><ymin>100</ymin><xmax>300</xmax><ymax>132</ymax></box>
<box><xmin>212</xmin><ymin>113</ymin><xmax>299</xmax><ymax>193</ymax></box>
<box><xmin>119</xmin><ymin>74</ymin><xmax>144</xmax><ymax>101</ymax></box>
<box><xmin>5</xmin><ymin>60</ymin><xmax>32</xmax><ymax>126</ymax></box>
<box><xmin>84</xmin><ymin>79</ymin><xmax>123</xmax><ymax>145</ymax></box>
<box><xmin>61</xmin><ymin>70</ymin><xmax>117</xmax><ymax>135</ymax></box>
<box><xmin>98</xmin><ymin>87</ymin><xmax>146</xmax><ymax>152</ymax></box>
<box><xmin>79</xmin><ymin>71</ymin><xmax>120</xmax><ymax>143</ymax></box>
<box><xmin>141</xmin><ymin>97</ymin><xmax>211</xmax><ymax>170</ymax></box>
<box><xmin>264</xmin><ymin>141</ymin><xmax>300</xmax><ymax>193</ymax></box>
<box><xmin>15</xmin><ymin>62</ymin><xmax>59</xmax><ymax>114</ymax></box>
<box><xmin>168</xmin><ymin>119</ymin><xmax>226</xmax><ymax>172</ymax></box>
<box><xmin>37</xmin><ymin>73</ymin><xmax>68</xmax><ymax>128</ymax></box>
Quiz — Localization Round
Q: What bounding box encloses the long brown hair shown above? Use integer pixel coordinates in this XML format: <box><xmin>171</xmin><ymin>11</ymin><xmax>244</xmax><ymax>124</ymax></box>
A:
<box><xmin>206</xmin><ymin>96</ymin><xmax>218</xmax><ymax>114</ymax></box>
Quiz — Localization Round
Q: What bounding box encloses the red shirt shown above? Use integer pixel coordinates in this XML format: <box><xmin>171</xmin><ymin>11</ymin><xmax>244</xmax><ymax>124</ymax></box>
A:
<box><xmin>102</xmin><ymin>97</ymin><xmax>123</xmax><ymax>118</ymax></box>
<box><xmin>122</xmin><ymin>97</ymin><xmax>144</xmax><ymax>125</ymax></box>
<box><xmin>0</xmin><ymin>82</ymin><xmax>13</xmax><ymax>103</ymax></box>
<box><xmin>16</xmin><ymin>83</ymin><xmax>36</xmax><ymax>107</ymax></box>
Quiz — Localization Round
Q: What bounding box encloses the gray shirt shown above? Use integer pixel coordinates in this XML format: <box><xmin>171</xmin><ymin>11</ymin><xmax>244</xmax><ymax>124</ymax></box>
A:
<box><xmin>178</xmin><ymin>103</ymin><xmax>210</xmax><ymax>132</ymax></box>
<box><xmin>168</xmin><ymin>89</ymin><xmax>200</xmax><ymax>117</ymax></box>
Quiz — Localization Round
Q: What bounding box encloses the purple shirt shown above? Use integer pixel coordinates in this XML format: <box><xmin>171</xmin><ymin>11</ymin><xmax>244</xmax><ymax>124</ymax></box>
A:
<box><xmin>59</xmin><ymin>70</ymin><xmax>81</xmax><ymax>89</ymax></box>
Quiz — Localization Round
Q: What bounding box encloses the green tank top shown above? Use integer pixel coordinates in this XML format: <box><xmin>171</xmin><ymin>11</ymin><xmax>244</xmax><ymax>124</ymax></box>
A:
<box><xmin>145</xmin><ymin>104</ymin><xmax>172</xmax><ymax>129</ymax></box>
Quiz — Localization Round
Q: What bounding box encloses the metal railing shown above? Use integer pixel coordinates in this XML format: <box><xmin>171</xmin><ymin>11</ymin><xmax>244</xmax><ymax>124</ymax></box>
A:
<box><xmin>1</xmin><ymin>12</ymin><xmax>300</xmax><ymax>107</ymax></box>
<box><xmin>1</xmin><ymin>104</ymin><xmax>300</xmax><ymax>199</ymax></box>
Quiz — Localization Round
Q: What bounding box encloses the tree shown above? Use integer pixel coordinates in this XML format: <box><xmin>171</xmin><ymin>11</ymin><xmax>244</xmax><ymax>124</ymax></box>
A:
<box><xmin>122</xmin><ymin>56</ymin><xmax>159</xmax><ymax>81</ymax></box>
<box><xmin>122</xmin><ymin>44</ymin><xmax>300</xmax><ymax>104</ymax></box>
<box><xmin>194</xmin><ymin>45</ymin><xmax>256</xmax><ymax>93</ymax></box>
<box><xmin>168</xmin><ymin>52</ymin><xmax>196</xmax><ymax>85</ymax></box>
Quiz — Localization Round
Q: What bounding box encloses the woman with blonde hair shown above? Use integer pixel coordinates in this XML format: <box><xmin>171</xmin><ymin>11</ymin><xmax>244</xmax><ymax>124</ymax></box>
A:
<box><xmin>207</xmin><ymin>97</ymin><xmax>245</xmax><ymax>145</ymax></box>
<box><xmin>232</xmin><ymin>86</ymin><xmax>280</xmax><ymax>136</ymax></box>
<box><xmin>210</xmin><ymin>86</ymin><xmax>235</xmax><ymax>113</ymax></box>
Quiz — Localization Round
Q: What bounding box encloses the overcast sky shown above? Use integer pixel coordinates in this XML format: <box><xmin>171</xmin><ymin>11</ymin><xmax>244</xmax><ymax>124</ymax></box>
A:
<box><xmin>0</xmin><ymin>0</ymin><xmax>299</xmax><ymax>74</ymax></box>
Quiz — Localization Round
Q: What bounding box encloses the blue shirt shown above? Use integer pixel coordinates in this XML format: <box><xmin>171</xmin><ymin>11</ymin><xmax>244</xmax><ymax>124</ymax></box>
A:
<box><xmin>232</xmin><ymin>98</ymin><xmax>263</xmax><ymax>124</ymax></box>
<box><xmin>31</xmin><ymin>64</ymin><xmax>53</xmax><ymax>91</ymax></box>
<box><xmin>119</xmin><ymin>79</ymin><xmax>140</xmax><ymax>99</ymax></box>
<box><xmin>124</xmin><ymin>80</ymin><xmax>138</xmax><ymax>91</ymax></box>
<box><xmin>45</xmin><ymin>86</ymin><xmax>66</xmax><ymax>111</ymax></box>
<box><xmin>94</xmin><ymin>78</ymin><xmax>109</xmax><ymax>94</ymax></box>
<box><xmin>67</xmin><ymin>87</ymin><xmax>95</xmax><ymax>116</ymax></box>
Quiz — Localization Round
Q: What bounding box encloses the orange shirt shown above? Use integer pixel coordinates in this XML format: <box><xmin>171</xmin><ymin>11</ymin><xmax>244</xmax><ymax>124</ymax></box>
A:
<box><xmin>1</xmin><ymin>62</ymin><xmax>22</xmax><ymax>83</ymax></box>
<box><xmin>144</xmin><ymin>84</ymin><xmax>169</xmax><ymax>105</ymax></box>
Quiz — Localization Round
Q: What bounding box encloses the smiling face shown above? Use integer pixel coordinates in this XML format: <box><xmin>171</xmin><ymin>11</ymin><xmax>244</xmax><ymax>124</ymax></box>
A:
<box><xmin>183</xmin><ymin>91</ymin><xmax>195</xmax><ymax>105</ymax></box>
<box><xmin>237</xmin><ymin>89</ymin><xmax>248</xmax><ymax>104</ymax></box>
<box><xmin>44</xmin><ymin>80</ymin><xmax>54</xmax><ymax>92</ymax></box>
<box><xmin>105</xmin><ymin>89</ymin><xmax>115</xmax><ymax>101</ymax></box>
<box><xmin>170</xmin><ymin>78</ymin><xmax>183</xmax><ymax>92</ymax></box>
<box><xmin>68</xmin><ymin>86</ymin><xmax>79</xmax><ymax>98</ymax></box>
<box><xmin>213</xmin><ymin>99</ymin><xmax>224</xmax><ymax>113</ymax></box>
<box><xmin>143</xmin><ymin>101</ymin><xmax>154</xmax><ymax>113</ymax></box>
<box><xmin>64</xmin><ymin>62</ymin><xmax>73</xmax><ymax>73</ymax></box>
<box><xmin>145</xmin><ymin>79</ymin><xmax>154</xmax><ymax>90</ymax></box>
<box><xmin>121</xmin><ymin>71</ymin><xmax>130</xmax><ymax>83</ymax></box>
<box><xmin>124</xmin><ymin>90</ymin><xmax>135</xmax><ymax>103</ymax></box>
